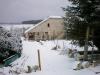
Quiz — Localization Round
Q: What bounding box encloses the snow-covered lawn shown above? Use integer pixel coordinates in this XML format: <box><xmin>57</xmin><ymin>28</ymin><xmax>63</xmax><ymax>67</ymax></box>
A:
<box><xmin>0</xmin><ymin>39</ymin><xmax>100</xmax><ymax>75</ymax></box>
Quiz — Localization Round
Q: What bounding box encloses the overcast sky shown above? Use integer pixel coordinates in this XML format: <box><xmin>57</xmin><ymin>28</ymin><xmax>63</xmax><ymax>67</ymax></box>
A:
<box><xmin>0</xmin><ymin>0</ymin><xmax>70</xmax><ymax>23</ymax></box>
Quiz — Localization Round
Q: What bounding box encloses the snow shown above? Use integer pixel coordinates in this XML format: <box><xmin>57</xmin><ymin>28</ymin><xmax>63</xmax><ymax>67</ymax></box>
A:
<box><xmin>49</xmin><ymin>16</ymin><xmax>62</xmax><ymax>18</ymax></box>
<box><xmin>0</xmin><ymin>38</ymin><xmax>100</xmax><ymax>75</ymax></box>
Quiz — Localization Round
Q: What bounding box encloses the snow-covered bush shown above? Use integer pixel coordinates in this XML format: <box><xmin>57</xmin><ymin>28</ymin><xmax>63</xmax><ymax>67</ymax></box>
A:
<box><xmin>67</xmin><ymin>48</ymin><xmax>83</xmax><ymax>60</ymax></box>
<box><xmin>73</xmin><ymin>61</ymin><xmax>83</xmax><ymax>70</ymax></box>
<box><xmin>73</xmin><ymin>61</ymin><xmax>90</xmax><ymax>70</ymax></box>
<box><xmin>0</xmin><ymin>26</ymin><xmax>22</xmax><ymax>58</ymax></box>
<box><xmin>81</xmin><ymin>61</ymin><xmax>90</xmax><ymax>68</ymax></box>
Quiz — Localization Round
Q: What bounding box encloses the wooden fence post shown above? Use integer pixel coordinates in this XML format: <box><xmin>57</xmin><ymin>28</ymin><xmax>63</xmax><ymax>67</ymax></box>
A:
<box><xmin>37</xmin><ymin>49</ymin><xmax>41</xmax><ymax>71</ymax></box>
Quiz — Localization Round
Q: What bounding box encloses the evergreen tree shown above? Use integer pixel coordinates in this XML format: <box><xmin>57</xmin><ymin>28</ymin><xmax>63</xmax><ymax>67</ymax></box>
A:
<box><xmin>63</xmin><ymin>0</ymin><xmax>100</xmax><ymax>60</ymax></box>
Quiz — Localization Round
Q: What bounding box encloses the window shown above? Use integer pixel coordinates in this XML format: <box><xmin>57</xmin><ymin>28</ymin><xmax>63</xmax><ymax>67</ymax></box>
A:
<box><xmin>47</xmin><ymin>23</ymin><xmax>50</xmax><ymax>27</ymax></box>
<box><xmin>45</xmin><ymin>32</ymin><xmax>48</xmax><ymax>35</ymax></box>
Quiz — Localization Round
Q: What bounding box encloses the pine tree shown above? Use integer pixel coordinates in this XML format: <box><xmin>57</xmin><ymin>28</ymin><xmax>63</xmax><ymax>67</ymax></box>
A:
<box><xmin>63</xmin><ymin>0</ymin><xmax>100</xmax><ymax>60</ymax></box>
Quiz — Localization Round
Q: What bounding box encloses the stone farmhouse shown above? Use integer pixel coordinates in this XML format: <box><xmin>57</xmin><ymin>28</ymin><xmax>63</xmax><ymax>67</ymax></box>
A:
<box><xmin>24</xmin><ymin>16</ymin><xmax>64</xmax><ymax>41</ymax></box>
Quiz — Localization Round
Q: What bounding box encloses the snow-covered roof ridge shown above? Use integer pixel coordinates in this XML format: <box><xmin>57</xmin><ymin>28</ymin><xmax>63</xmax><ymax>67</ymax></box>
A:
<box><xmin>48</xmin><ymin>16</ymin><xmax>62</xmax><ymax>18</ymax></box>
<box><xmin>25</xmin><ymin>16</ymin><xmax>62</xmax><ymax>33</ymax></box>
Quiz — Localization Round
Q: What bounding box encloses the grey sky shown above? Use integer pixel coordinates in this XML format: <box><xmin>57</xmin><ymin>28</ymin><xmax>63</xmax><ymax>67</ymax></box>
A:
<box><xmin>0</xmin><ymin>0</ymin><xmax>70</xmax><ymax>23</ymax></box>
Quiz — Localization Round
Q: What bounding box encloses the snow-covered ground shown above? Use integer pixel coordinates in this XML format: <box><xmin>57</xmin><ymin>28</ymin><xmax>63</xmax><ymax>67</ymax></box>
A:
<box><xmin>0</xmin><ymin>38</ymin><xmax>100</xmax><ymax>75</ymax></box>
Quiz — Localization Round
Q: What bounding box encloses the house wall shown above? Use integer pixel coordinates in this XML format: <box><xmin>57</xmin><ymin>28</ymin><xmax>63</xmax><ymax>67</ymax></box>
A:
<box><xmin>25</xmin><ymin>18</ymin><xmax>64</xmax><ymax>41</ymax></box>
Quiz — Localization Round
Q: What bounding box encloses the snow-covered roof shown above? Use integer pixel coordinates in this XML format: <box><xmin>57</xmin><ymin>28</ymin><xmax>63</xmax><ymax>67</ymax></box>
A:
<box><xmin>49</xmin><ymin>16</ymin><xmax>62</xmax><ymax>18</ymax></box>
<box><xmin>25</xmin><ymin>16</ymin><xmax>62</xmax><ymax>33</ymax></box>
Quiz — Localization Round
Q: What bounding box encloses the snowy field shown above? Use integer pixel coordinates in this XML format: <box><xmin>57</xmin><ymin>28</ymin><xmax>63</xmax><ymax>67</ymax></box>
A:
<box><xmin>0</xmin><ymin>38</ymin><xmax>100</xmax><ymax>75</ymax></box>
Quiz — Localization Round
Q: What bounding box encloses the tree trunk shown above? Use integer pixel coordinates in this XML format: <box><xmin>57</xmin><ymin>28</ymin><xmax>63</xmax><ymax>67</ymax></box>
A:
<box><xmin>84</xmin><ymin>26</ymin><xmax>90</xmax><ymax>60</ymax></box>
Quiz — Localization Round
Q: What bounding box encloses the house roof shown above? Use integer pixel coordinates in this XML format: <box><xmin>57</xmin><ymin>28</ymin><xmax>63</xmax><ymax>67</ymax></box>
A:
<box><xmin>25</xmin><ymin>16</ymin><xmax>62</xmax><ymax>33</ymax></box>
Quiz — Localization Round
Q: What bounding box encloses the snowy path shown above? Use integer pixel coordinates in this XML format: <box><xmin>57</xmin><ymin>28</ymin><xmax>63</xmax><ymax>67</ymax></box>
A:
<box><xmin>19</xmin><ymin>40</ymin><xmax>100</xmax><ymax>75</ymax></box>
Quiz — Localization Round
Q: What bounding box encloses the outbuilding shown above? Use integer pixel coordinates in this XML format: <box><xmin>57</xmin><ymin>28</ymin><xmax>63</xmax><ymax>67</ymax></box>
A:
<box><xmin>25</xmin><ymin>16</ymin><xmax>64</xmax><ymax>41</ymax></box>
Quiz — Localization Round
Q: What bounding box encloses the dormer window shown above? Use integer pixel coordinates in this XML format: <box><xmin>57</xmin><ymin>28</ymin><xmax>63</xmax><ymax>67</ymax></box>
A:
<box><xmin>47</xmin><ymin>23</ymin><xmax>50</xmax><ymax>27</ymax></box>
